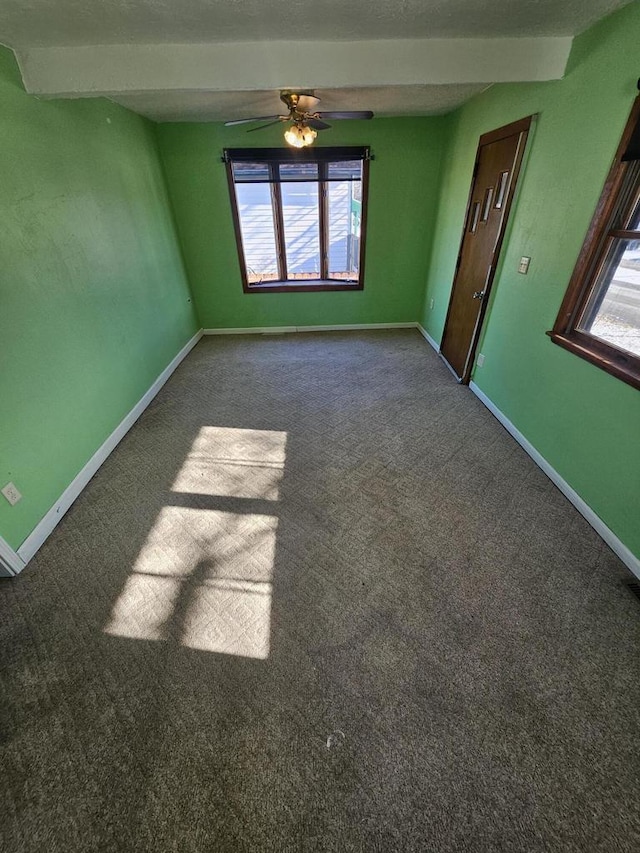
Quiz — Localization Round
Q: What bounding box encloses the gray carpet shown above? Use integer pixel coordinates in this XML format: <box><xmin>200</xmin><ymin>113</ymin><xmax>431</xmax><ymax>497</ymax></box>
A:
<box><xmin>1</xmin><ymin>330</ymin><xmax>639</xmax><ymax>852</ymax></box>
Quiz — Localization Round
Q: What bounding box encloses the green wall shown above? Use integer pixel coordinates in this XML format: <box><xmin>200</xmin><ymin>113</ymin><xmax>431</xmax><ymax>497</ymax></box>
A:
<box><xmin>0</xmin><ymin>47</ymin><xmax>198</xmax><ymax>551</ymax></box>
<box><xmin>157</xmin><ymin>117</ymin><xmax>447</xmax><ymax>328</ymax></box>
<box><xmin>420</xmin><ymin>1</ymin><xmax>640</xmax><ymax>560</ymax></box>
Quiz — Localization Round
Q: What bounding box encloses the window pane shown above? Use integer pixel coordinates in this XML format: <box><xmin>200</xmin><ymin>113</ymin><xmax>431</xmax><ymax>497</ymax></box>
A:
<box><xmin>235</xmin><ymin>183</ymin><xmax>280</xmax><ymax>284</ymax></box>
<box><xmin>328</xmin><ymin>180</ymin><xmax>360</xmax><ymax>280</ymax></box>
<box><xmin>279</xmin><ymin>162</ymin><xmax>318</xmax><ymax>181</ymax></box>
<box><xmin>619</xmin><ymin>161</ymin><xmax>640</xmax><ymax>228</ymax></box>
<box><xmin>232</xmin><ymin>162</ymin><xmax>271</xmax><ymax>183</ymax></box>
<box><xmin>328</xmin><ymin>161</ymin><xmax>362</xmax><ymax>181</ymax></box>
<box><xmin>626</xmin><ymin>193</ymin><xmax>640</xmax><ymax>230</ymax></box>
<box><xmin>280</xmin><ymin>182</ymin><xmax>321</xmax><ymax>279</ymax></box>
<box><xmin>578</xmin><ymin>238</ymin><xmax>640</xmax><ymax>356</ymax></box>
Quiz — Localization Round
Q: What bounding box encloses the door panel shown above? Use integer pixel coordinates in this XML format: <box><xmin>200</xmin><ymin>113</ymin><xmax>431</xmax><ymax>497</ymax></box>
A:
<box><xmin>440</xmin><ymin>117</ymin><xmax>532</xmax><ymax>381</ymax></box>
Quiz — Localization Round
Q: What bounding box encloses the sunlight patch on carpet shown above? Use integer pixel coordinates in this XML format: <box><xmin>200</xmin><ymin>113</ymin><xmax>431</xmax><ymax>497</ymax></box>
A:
<box><xmin>171</xmin><ymin>427</ymin><xmax>287</xmax><ymax>500</ymax></box>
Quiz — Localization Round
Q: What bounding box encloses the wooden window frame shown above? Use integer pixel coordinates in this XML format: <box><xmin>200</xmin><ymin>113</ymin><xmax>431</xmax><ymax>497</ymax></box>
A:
<box><xmin>548</xmin><ymin>95</ymin><xmax>640</xmax><ymax>391</ymax></box>
<box><xmin>225</xmin><ymin>147</ymin><xmax>370</xmax><ymax>294</ymax></box>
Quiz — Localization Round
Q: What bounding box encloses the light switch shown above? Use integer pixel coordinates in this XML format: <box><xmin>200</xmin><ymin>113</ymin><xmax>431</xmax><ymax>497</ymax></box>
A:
<box><xmin>518</xmin><ymin>256</ymin><xmax>531</xmax><ymax>274</ymax></box>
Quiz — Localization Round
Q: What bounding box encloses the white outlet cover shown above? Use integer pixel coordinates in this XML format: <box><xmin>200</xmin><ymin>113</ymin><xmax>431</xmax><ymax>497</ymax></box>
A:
<box><xmin>2</xmin><ymin>482</ymin><xmax>22</xmax><ymax>506</ymax></box>
<box><xmin>477</xmin><ymin>353</ymin><xmax>485</xmax><ymax>367</ymax></box>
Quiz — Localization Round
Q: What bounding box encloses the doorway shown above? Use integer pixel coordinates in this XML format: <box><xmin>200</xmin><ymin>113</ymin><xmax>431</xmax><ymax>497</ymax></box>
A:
<box><xmin>440</xmin><ymin>116</ymin><xmax>533</xmax><ymax>382</ymax></box>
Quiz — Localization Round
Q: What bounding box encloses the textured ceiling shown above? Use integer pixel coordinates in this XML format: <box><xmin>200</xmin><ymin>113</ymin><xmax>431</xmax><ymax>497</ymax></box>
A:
<box><xmin>111</xmin><ymin>84</ymin><xmax>490</xmax><ymax>123</ymax></box>
<box><xmin>0</xmin><ymin>0</ymin><xmax>631</xmax><ymax>47</ymax></box>
<box><xmin>3</xmin><ymin>0</ymin><xmax>631</xmax><ymax>123</ymax></box>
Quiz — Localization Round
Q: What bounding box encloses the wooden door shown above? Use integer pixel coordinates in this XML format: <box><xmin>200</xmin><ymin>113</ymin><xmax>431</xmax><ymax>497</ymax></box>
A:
<box><xmin>440</xmin><ymin>116</ymin><xmax>532</xmax><ymax>382</ymax></box>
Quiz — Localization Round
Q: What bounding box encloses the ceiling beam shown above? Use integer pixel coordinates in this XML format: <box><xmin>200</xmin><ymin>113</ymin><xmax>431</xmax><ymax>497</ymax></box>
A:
<box><xmin>16</xmin><ymin>37</ymin><xmax>572</xmax><ymax>99</ymax></box>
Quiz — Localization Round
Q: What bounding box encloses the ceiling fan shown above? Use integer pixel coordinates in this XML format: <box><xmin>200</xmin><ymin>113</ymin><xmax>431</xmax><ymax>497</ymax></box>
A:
<box><xmin>224</xmin><ymin>91</ymin><xmax>374</xmax><ymax>148</ymax></box>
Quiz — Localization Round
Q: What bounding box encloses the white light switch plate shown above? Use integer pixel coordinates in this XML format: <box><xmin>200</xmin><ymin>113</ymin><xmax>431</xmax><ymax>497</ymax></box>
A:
<box><xmin>518</xmin><ymin>256</ymin><xmax>531</xmax><ymax>274</ymax></box>
<box><xmin>2</xmin><ymin>482</ymin><xmax>22</xmax><ymax>506</ymax></box>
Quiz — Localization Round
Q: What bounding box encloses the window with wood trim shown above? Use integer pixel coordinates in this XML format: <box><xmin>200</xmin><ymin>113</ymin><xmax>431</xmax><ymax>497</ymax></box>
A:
<box><xmin>549</xmin><ymin>95</ymin><xmax>640</xmax><ymax>390</ymax></box>
<box><xmin>225</xmin><ymin>147</ymin><xmax>370</xmax><ymax>293</ymax></box>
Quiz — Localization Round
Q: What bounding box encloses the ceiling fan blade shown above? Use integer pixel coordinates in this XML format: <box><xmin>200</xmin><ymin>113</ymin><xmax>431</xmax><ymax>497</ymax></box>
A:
<box><xmin>224</xmin><ymin>115</ymin><xmax>282</xmax><ymax>126</ymax></box>
<box><xmin>307</xmin><ymin>119</ymin><xmax>331</xmax><ymax>131</ymax></box>
<box><xmin>295</xmin><ymin>94</ymin><xmax>320</xmax><ymax>112</ymax></box>
<box><xmin>316</xmin><ymin>111</ymin><xmax>374</xmax><ymax>120</ymax></box>
<box><xmin>246</xmin><ymin>119</ymin><xmax>286</xmax><ymax>132</ymax></box>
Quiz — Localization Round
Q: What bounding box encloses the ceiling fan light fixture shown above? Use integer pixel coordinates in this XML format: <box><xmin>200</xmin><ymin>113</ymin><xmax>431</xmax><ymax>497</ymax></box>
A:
<box><xmin>284</xmin><ymin>123</ymin><xmax>317</xmax><ymax>148</ymax></box>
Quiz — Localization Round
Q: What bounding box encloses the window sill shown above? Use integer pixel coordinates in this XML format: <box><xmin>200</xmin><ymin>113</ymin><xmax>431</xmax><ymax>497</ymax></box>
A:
<box><xmin>547</xmin><ymin>330</ymin><xmax>640</xmax><ymax>391</ymax></box>
<box><xmin>245</xmin><ymin>279</ymin><xmax>363</xmax><ymax>294</ymax></box>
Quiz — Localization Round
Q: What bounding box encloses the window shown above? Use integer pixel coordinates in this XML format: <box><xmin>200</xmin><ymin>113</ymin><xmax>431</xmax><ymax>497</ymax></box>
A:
<box><xmin>225</xmin><ymin>147</ymin><xmax>370</xmax><ymax>293</ymax></box>
<box><xmin>549</xmin><ymin>96</ymin><xmax>640</xmax><ymax>390</ymax></box>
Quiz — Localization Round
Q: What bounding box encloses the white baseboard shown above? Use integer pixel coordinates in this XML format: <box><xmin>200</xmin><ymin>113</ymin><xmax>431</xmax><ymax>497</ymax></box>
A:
<box><xmin>416</xmin><ymin>323</ymin><xmax>440</xmax><ymax>353</ymax></box>
<box><xmin>15</xmin><ymin>330</ymin><xmax>203</xmax><ymax>567</ymax></box>
<box><xmin>0</xmin><ymin>536</ymin><xmax>25</xmax><ymax>577</ymax></box>
<box><xmin>204</xmin><ymin>326</ymin><xmax>297</xmax><ymax>335</ymax></box>
<box><xmin>203</xmin><ymin>322</ymin><xmax>417</xmax><ymax>335</ymax></box>
<box><xmin>469</xmin><ymin>381</ymin><xmax>640</xmax><ymax>580</ymax></box>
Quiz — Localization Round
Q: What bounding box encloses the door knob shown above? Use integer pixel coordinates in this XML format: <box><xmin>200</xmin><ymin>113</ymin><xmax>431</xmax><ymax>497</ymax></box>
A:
<box><xmin>472</xmin><ymin>290</ymin><xmax>485</xmax><ymax>299</ymax></box>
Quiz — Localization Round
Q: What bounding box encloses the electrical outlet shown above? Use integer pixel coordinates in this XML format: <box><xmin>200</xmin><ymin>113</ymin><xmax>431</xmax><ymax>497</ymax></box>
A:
<box><xmin>2</xmin><ymin>482</ymin><xmax>22</xmax><ymax>506</ymax></box>
<box><xmin>430</xmin><ymin>298</ymin><xmax>435</xmax><ymax>310</ymax></box>
<box><xmin>476</xmin><ymin>353</ymin><xmax>485</xmax><ymax>368</ymax></box>
<box><xmin>518</xmin><ymin>256</ymin><xmax>531</xmax><ymax>274</ymax></box>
